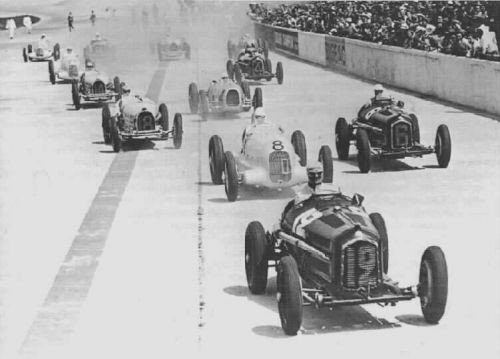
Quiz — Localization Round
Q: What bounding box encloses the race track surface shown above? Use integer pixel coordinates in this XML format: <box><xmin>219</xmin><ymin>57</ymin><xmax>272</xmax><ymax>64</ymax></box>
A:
<box><xmin>1</xmin><ymin>1</ymin><xmax>499</xmax><ymax>358</ymax></box>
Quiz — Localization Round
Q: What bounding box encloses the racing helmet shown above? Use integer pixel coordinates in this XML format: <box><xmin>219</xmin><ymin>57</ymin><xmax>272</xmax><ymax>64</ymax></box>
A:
<box><xmin>374</xmin><ymin>83</ymin><xmax>384</xmax><ymax>95</ymax></box>
<box><xmin>66</xmin><ymin>47</ymin><xmax>73</xmax><ymax>53</ymax></box>
<box><xmin>307</xmin><ymin>162</ymin><xmax>323</xmax><ymax>189</ymax></box>
<box><xmin>41</xmin><ymin>33</ymin><xmax>46</xmax><ymax>39</ymax></box>
<box><xmin>95</xmin><ymin>32</ymin><xmax>101</xmax><ymax>40</ymax></box>
<box><xmin>254</xmin><ymin>107</ymin><xmax>266</xmax><ymax>124</ymax></box>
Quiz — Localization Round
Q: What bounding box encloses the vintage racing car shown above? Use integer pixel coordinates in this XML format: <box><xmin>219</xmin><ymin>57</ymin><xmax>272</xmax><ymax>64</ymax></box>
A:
<box><xmin>71</xmin><ymin>61</ymin><xmax>122</xmax><ymax>110</ymax></box>
<box><xmin>335</xmin><ymin>98</ymin><xmax>451</xmax><ymax>173</ymax></box>
<box><xmin>209</xmin><ymin>110</ymin><xmax>334</xmax><ymax>201</ymax></box>
<box><xmin>102</xmin><ymin>93</ymin><xmax>183</xmax><ymax>152</ymax></box>
<box><xmin>157</xmin><ymin>37</ymin><xmax>190</xmax><ymax>61</ymax></box>
<box><xmin>227</xmin><ymin>36</ymin><xmax>268</xmax><ymax>59</ymax></box>
<box><xmin>245</xmin><ymin>192</ymin><xmax>448</xmax><ymax>335</ymax></box>
<box><xmin>188</xmin><ymin>76</ymin><xmax>254</xmax><ymax>119</ymax></box>
<box><xmin>48</xmin><ymin>49</ymin><xmax>83</xmax><ymax>84</ymax></box>
<box><xmin>83</xmin><ymin>34</ymin><xmax>116</xmax><ymax>61</ymax></box>
<box><xmin>226</xmin><ymin>46</ymin><xmax>283</xmax><ymax>85</ymax></box>
<box><xmin>23</xmin><ymin>42</ymin><xmax>60</xmax><ymax>62</ymax></box>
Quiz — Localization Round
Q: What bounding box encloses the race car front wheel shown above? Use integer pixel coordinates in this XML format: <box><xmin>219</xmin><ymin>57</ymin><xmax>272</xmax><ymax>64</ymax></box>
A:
<box><xmin>356</xmin><ymin>129</ymin><xmax>371</xmax><ymax>173</ymax></box>
<box><xmin>245</xmin><ymin>221</ymin><xmax>269</xmax><ymax>294</ymax></box>
<box><xmin>291</xmin><ymin>130</ymin><xmax>307</xmax><ymax>167</ymax></box>
<box><xmin>369</xmin><ymin>212</ymin><xmax>388</xmax><ymax>274</ymax></box>
<box><xmin>102</xmin><ymin>104</ymin><xmax>112</xmax><ymax>144</ymax></box>
<box><xmin>23</xmin><ymin>48</ymin><xmax>28</xmax><ymax>63</ymax></box>
<box><xmin>277</xmin><ymin>255</ymin><xmax>303</xmax><ymax>336</ymax></box>
<box><xmin>110</xmin><ymin>117</ymin><xmax>122</xmax><ymax>153</ymax></box>
<box><xmin>209</xmin><ymin>135</ymin><xmax>224</xmax><ymax>184</ymax></box>
<box><xmin>419</xmin><ymin>246</ymin><xmax>448</xmax><ymax>324</ymax></box>
<box><xmin>159</xmin><ymin>103</ymin><xmax>169</xmax><ymax>131</ymax></box>
<box><xmin>173</xmin><ymin>113</ymin><xmax>183</xmax><ymax>149</ymax></box>
<box><xmin>335</xmin><ymin>117</ymin><xmax>350</xmax><ymax>160</ymax></box>
<box><xmin>224</xmin><ymin>151</ymin><xmax>239</xmax><ymax>202</ymax></box>
<box><xmin>48</xmin><ymin>60</ymin><xmax>56</xmax><ymax>85</ymax></box>
<box><xmin>276</xmin><ymin>62</ymin><xmax>284</xmax><ymax>85</ymax></box>
<box><xmin>188</xmin><ymin>83</ymin><xmax>199</xmax><ymax>113</ymax></box>
<box><xmin>71</xmin><ymin>81</ymin><xmax>81</xmax><ymax>110</ymax></box>
<box><xmin>435</xmin><ymin>124</ymin><xmax>451</xmax><ymax>168</ymax></box>
<box><xmin>318</xmin><ymin>145</ymin><xmax>333</xmax><ymax>183</ymax></box>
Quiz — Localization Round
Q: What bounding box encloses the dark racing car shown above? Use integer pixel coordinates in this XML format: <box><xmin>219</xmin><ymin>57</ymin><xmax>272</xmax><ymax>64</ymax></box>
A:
<box><xmin>226</xmin><ymin>46</ymin><xmax>283</xmax><ymax>85</ymax></box>
<box><xmin>245</xmin><ymin>191</ymin><xmax>448</xmax><ymax>335</ymax></box>
<box><xmin>335</xmin><ymin>98</ymin><xmax>451</xmax><ymax>173</ymax></box>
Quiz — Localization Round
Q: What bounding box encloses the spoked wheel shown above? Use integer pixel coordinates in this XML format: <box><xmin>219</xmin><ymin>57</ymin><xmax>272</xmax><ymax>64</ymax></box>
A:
<box><xmin>48</xmin><ymin>60</ymin><xmax>56</xmax><ymax>84</ymax></box>
<box><xmin>277</xmin><ymin>256</ymin><xmax>303</xmax><ymax>336</ymax></box>
<box><xmin>435</xmin><ymin>124</ymin><xmax>451</xmax><ymax>168</ymax></box>
<box><xmin>276</xmin><ymin>62</ymin><xmax>284</xmax><ymax>85</ymax></box>
<box><xmin>335</xmin><ymin>117</ymin><xmax>350</xmax><ymax>160</ymax></box>
<box><xmin>173</xmin><ymin>113</ymin><xmax>183</xmax><ymax>149</ymax></box>
<box><xmin>369</xmin><ymin>212</ymin><xmax>388</xmax><ymax>274</ymax></box>
<box><xmin>318</xmin><ymin>145</ymin><xmax>334</xmax><ymax>183</ymax></box>
<box><xmin>209</xmin><ymin>135</ymin><xmax>224</xmax><ymax>184</ymax></box>
<box><xmin>245</xmin><ymin>221</ymin><xmax>268</xmax><ymax>294</ymax></box>
<box><xmin>224</xmin><ymin>151</ymin><xmax>239</xmax><ymax>202</ymax></box>
<box><xmin>102</xmin><ymin>103</ymin><xmax>112</xmax><ymax>144</ymax></box>
<box><xmin>72</xmin><ymin>81</ymin><xmax>81</xmax><ymax>110</ymax></box>
<box><xmin>356</xmin><ymin>129</ymin><xmax>371</xmax><ymax>173</ymax></box>
<box><xmin>291</xmin><ymin>130</ymin><xmax>307</xmax><ymax>167</ymax></box>
<box><xmin>159</xmin><ymin>103</ymin><xmax>169</xmax><ymax>131</ymax></box>
<box><xmin>419</xmin><ymin>246</ymin><xmax>448</xmax><ymax>324</ymax></box>
<box><xmin>188</xmin><ymin>82</ymin><xmax>199</xmax><ymax>113</ymax></box>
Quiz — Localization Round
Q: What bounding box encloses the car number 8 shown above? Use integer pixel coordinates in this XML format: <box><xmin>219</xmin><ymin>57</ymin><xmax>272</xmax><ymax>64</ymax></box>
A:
<box><xmin>272</xmin><ymin>140</ymin><xmax>284</xmax><ymax>151</ymax></box>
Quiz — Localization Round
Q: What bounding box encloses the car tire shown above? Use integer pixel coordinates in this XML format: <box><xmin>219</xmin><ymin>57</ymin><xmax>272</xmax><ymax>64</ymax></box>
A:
<box><xmin>276</xmin><ymin>62</ymin><xmax>284</xmax><ymax>85</ymax></box>
<box><xmin>435</xmin><ymin>124</ymin><xmax>451</xmax><ymax>168</ymax></box>
<box><xmin>291</xmin><ymin>130</ymin><xmax>307</xmax><ymax>167</ymax></box>
<box><xmin>53</xmin><ymin>43</ymin><xmax>60</xmax><ymax>61</ymax></box>
<box><xmin>72</xmin><ymin>81</ymin><xmax>81</xmax><ymax>110</ymax></box>
<box><xmin>224</xmin><ymin>151</ymin><xmax>239</xmax><ymax>202</ymax></box>
<box><xmin>318</xmin><ymin>145</ymin><xmax>334</xmax><ymax>183</ymax></box>
<box><xmin>226</xmin><ymin>59</ymin><xmax>234</xmax><ymax>80</ymax></box>
<box><xmin>159</xmin><ymin>103</ymin><xmax>169</xmax><ymax>131</ymax></box>
<box><xmin>27</xmin><ymin>44</ymin><xmax>32</xmax><ymax>54</ymax></box>
<box><xmin>335</xmin><ymin>117</ymin><xmax>350</xmax><ymax>160</ymax></box>
<box><xmin>277</xmin><ymin>255</ymin><xmax>303</xmax><ymax>336</ymax></box>
<box><xmin>409</xmin><ymin>113</ymin><xmax>420</xmax><ymax>144</ymax></box>
<box><xmin>173</xmin><ymin>113</ymin><xmax>183</xmax><ymax>149</ymax></box>
<box><xmin>188</xmin><ymin>82</ymin><xmax>199</xmax><ymax>113</ymax></box>
<box><xmin>369</xmin><ymin>213</ymin><xmax>388</xmax><ymax>274</ymax></box>
<box><xmin>262</xmin><ymin>40</ymin><xmax>269</xmax><ymax>59</ymax></box>
<box><xmin>264</xmin><ymin>58</ymin><xmax>272</xmax><ymax>75</ymax></box>
<box><xmin>113</xmin><ymin>76</ymin><xmax>122</xmax><ymax>101</ymax></box>
<box><xmin>245</xmin><ymin>221</ymin><xmax>268</xmax><ymax>294</ymax></box>
<box><xmin>419</xmin><ymin>246</ymin><xmax>448</xmax><ymax>324</ymax></box>
<box><xmin>234</xmin><ymin>63</ymin><xmax>243</xmax><ymax>85</ymax></box>
<box><xmin>209</xmin><ymin>135</ymin><xmax>225</xmax><ymax>184</ymax></box>
<box><xmin>252</xmin><ymin>87</ymin><xmax>262</xmax><ymax>108</ymax></box>
<box><xmin>356</xmin><ymin>129</ymin><xmax>371</xmax><ymax>173</ymax></box>
<box><xmin>110</xmin><ymin>117</ymin><xmax>122</xmax><ymax>153</ymax></box>
<box><xmin>200</xmin><ymin>91</ymin><xmax>209</xmax><ymax>120</ymax></box>
<box><xmin>102</xmin><ymin>103</ymin><xmax>111</xmax><ymax>144</ymax></box>
<box><xmin>241</xmin><ymin>81</ymin><xmax>251</xmax><ymax>101</ymax></box>
<box><xmin>23</xmin><ymin>48</ymin><xmax>28</xmax><ymax>63</ymax></box>
<box><xmin>48</xmin><ymin>60</ymin><xmax>56</xmax><ymax>85</ymax></box>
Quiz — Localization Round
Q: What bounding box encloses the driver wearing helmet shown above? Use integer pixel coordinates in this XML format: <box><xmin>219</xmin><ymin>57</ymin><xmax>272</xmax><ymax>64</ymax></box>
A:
<box><xmin>38</xmin><ymin>34</ymin><xmax>50</xmax><ymax>50</ymax></box>
<box><xmin>85</xmin><ymin>59</ymin><xmax>95</xmax><ymax>70</ymax></box>
<box><xmin>251</xmin><ymin>106</ymin><xmax>268</xmax><ymax>125</ymax></box>
<box><xmin>294</xmin><ymin>162</ymin><xmax>325</xmax><ymax>204</ymax></box>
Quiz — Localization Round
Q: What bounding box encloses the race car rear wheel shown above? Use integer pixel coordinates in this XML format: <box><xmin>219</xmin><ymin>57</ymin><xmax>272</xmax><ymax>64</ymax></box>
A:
<box><xmin>409</xmin><ymin>114</ymin><xmax>420</xmax><ymax>144</ymax></box>
<box><xmin>200</xmin><ymin>91</ymin><xmax>209</xmax><ymax>120</ymax></box>
<box><xmin>48</xmin><ymin>60</ymin><xmax>55</xmax><ymax>85</ymax></box>
<box><xmin>435</xmin><ymin>124</ymin><xmax>451</xmax><ymax>168</ymax></box>
<box><xmin>224</xmin><ymin>151</ymin><xmax>239</xmax><ymax>202</ymax></box>
<box><xmin>113</xmin><ymin>76</ymin><xmax>122</xmax><ymax>101</ymax></box>
<box><xmin>188</xmin><ymin>83</ymin><xmax>199</xmax><ymax>113</ymax></box>
<box><xmin>276</xmin><ymin>62</ymin><xmax>284</xmax><ymax>85</ymax></box>
<box><xmin>291</xmin><ymin>130</ymin><xmax>307</xmax><ymax>167</ymax></box>
<box><xmin>277</xmin><ymin>255</ymin><xmax>303</xmax><ymax>336</ymax></box>
<box><xmin>110</xmin><ymin>117</ymin><xmax>122</xmax><ymax>153</ymax></box>
<box><xmin>318</xmin><ymin>145</ymin><xmax>333</xmax><ymax>183</ymax></box>
<box><xmin>419</xmin><ymin>246</ymin><xmax>448</xmax><ymax>324</ymax></box>
<box><xmin>159</xmin><ymin>103</ymin><xmax>169</xmax><ymax>131</ymax></box>
<box><xmin>173</xmin><ymin>113</ymin><xmax>183</xmax><ymax>149</ymax></box>
<box><xmin>369</xmin><ymin>213</ymin><xmax>388</xmax><ymax>274</ymax></box>
<box><xmin>226</xmin><ymin>60</ymin><xmax>234</xmax><ymax>80</ymax></box>
<box><xmin>209</xmin><ymin>135</ymin><xmax>224</xmax><ymax>184</ymax></box>
<box><xmin>245</xmin><ymin>221</ymin><xmax>268</xmax><ymax>294</ymax></box>
<box><xmin>102</xmin><ymin>104</ymin><xmax>111</xmax><ymax>144</ymax></box>
<box><xmin>234</xmin><ymin>63</ymin><xmax>243</xmax><ymax>85</ymax></box>
<box><xmin>27</xmin><ymin>44</ymin><xmax>32</xmax><ymax>54</ymax></box>
<box><xmin>53</xmin><ymin>43</ymin><xmax>60</xmax><ymax>61</ymax></box>
<box><xmin>335</xmin><ymin>117</ymin><xmax>350</xmax><ymax>160</ymax></box>
<box><xmin>23</xmin><ymin>48</ymin><xmax>27</xmax><ymax>63</ymax></box>
<box><xmin>264</xmin><ymin>58</ymin><xmax>272</xmax><ymax>75</ymax></box>
<box><xmin>252</xmin><ymin>86</ymin><xmax>262</xmax><ymax>108</ymax></box>
<box><xmin>356</xmin><ymin>129</ymin><xmax>371</xmax><ymax>173</ymax></box>
<box><xmin>71</xmin><ymin>81</ymin><xmax>81</xmax><ymax>110</ymax></box>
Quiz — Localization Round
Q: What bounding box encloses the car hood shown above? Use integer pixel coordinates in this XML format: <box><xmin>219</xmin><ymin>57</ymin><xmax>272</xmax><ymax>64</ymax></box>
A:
<box><xmin>84</xmin><ymin>70</ymin><xmax>110</xmax><ymax>85</ymax></box>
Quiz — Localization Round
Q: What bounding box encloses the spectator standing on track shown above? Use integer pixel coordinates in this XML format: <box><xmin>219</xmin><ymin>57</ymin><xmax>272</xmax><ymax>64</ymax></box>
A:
<box><xmin>67</xmin><ymin>12</ymin><xmax>74</xmax><ymax>32</ymax></box>
<box><xmin>90</xmin><ymin>10</ymin><xmax>96</xmax><ymax>26</ymax></box>
<box><xmin>6</xmin><ymin>18</ymin><xmax>16</xmax><ymax>40</ymax></box>
<box><xmin>23</xmin><ymin>16</ymin><xmax>32</xmax><ymax>34</ymax></box>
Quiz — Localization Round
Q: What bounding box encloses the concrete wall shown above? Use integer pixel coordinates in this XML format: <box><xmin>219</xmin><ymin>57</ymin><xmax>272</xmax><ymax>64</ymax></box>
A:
<box><xmin>254</xmin><ymin>22</ymin><xmax>500</xmax><ymax>116</ymax></box>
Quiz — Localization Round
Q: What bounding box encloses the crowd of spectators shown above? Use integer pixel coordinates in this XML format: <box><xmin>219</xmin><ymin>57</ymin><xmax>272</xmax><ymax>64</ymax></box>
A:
<box><xmin>249</xmin><ymin>1</ymin><xmax>500</xmax><ymax>60</ymax></box>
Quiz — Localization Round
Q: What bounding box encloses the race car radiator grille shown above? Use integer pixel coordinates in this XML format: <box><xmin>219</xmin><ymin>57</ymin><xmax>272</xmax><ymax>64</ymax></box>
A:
<box><xmin>92</xmin><ymin>81</ymin><xmax>106</xmax><ymax>94</ymax></box>
<box><xmin>226</xmin><ymin>89</ymin><xmax>240</xmax><ymax>106</ymax></box>
<box><xmin>137</xmin><ymin>113</ymin><xmax>155</xmax><ymax>131</ymax></box>
<box><xmin>253</xmin><ymin>59</ymin><xmax>264</xmax><ymax>74</ymax></box>
<box><xmin>36</xmin><ymin>48</ymin><xmax>44</xmax><ymax>56</ymax></box>
<box><xmin>343</xmin><ymin>241</ymin><xmax>378</xmax><ymax>289</ymax></box>
<box><xmin>68</xmin><ymin>65</ymin><xmax>78</xmax><ymax>77</ymax></box>
<box><xmin>392</xmin><ymin>121</ymin><xmax>411</xmax><ymax>148</ymax></box>
<box><xmin>269</xmin><ymin>151</ymin><xmax>292</xmax><ymax>183</ymax></box>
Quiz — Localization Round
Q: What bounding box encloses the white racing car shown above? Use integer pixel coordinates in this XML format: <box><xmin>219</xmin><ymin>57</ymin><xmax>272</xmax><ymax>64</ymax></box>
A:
<box><xmin>48</xmin><ymin>48</ymin><xmax>83</xmax><ymax>84</ymax></box>
<box><xmin>23</xmin><ymin>42</ymin><xmax>60</xmax><ymax>62</ymax></box>
<box><xmin>102</xmin><ymin>93</ymin><xmax>183</xmax><ymax>152</ymax></box>
<box><xmin>209</xmin><ymin>108</ymin><xmax>334</xmax><ymax>201</ymax></box>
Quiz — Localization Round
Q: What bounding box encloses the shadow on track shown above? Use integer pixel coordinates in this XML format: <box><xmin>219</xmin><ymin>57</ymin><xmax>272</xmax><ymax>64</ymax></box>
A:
<box><xmin>206</xmin><ymin>185</ymin><xmax>295</xmax><ymax>203</ymax></box>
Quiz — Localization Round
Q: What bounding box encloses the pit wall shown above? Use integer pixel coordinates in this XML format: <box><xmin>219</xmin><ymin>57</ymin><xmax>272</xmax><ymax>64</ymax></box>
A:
<box><xmin>255</xmin><ymin>22</ymin><xmax>500</xmax><ymax>116</ymax></box>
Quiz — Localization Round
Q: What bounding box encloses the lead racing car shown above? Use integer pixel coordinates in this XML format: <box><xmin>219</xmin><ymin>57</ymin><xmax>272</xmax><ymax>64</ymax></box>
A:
<box><xmin>209</xmin><ymin>107</ymin><xmax>334</xmax><ymax>201</ymax></box>
<box><xmin>48</xmin><ymin>48</ymin><xmax>83</xmax><ymax>84</ymax></box>
<box><xmin>226</xmin><ymin>45</ymin><xmax>283</xmax><ymax>85</ymax></box>
<box><xmin>245</xmin><ymin>191</ymin><xmax>448</xmax><ymax>335</ymax></box>
<box><xmin>102</xmin><ymin>93</ymin><xmax>183</xmax><ymax>152</ymax></box>
<box><xmin>188</xmin><ymin>76</ymin><xmax>254</xmax><ymax>120</ymax></box>
<box><xmin>335</xmin><ymin>98</ymin><xmax>451</xmax><ymax>173</ymax></box>
<box><xmin>227</xmin><ymin>36</ymin><xmax>268</xmax><ymax>59</ymax></box>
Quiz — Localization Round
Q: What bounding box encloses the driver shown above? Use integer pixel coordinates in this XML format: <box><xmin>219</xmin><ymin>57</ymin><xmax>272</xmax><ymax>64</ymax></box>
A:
<box><xmin>294</xmin><ymin>162</ymin><xmax>325</xmax><ymax>204</ymax></box>
<box><xmin>38</xmin><ymin>34</ymin><xmax>50</xmax><ymax>50</ymax></box>
<box><xmin>85</xmin><ymin>59</ymin><xmax>96</xmax><ymax>70</ymax></box>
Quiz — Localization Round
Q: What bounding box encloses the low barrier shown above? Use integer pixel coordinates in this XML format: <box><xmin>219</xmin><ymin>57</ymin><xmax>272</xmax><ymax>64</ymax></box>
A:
<box><xmin>255</xmin><ymin>22</ymin><xmax>500</xmax><ymax>116</ymax></box>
